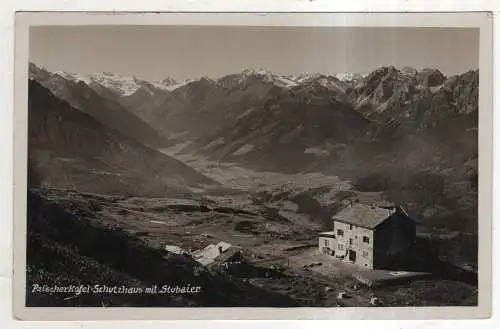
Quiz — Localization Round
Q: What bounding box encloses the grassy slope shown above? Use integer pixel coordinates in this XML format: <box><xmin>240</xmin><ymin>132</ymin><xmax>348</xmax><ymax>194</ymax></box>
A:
<box><xmin>26</xmin><ymin>189</ymin><xmax>296</xmax><ymax>307</ymax></box>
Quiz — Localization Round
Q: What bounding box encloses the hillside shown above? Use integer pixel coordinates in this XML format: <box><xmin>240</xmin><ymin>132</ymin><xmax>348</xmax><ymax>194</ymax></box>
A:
<box><xmin>26</xmin><ymin>188</ymin><xmax>296</xmax><ymax>307</ymax></box>
<box><xmin>184</xmin><ymin>82</ymin><xmax>370</xmax><ymax>173</ymax></box>
<box><xmin>114</xmin><ymin>70</ymin><xmax>358</xmax><ymax>144</ymax></box>
<box><xmin>121</xmin><ymin>76</ymin><xmax>276</xmax><ymax>141</ymax></box>
<box><xmin>29</xmin><ymin>63</ymin><xmax>168</xmax><ymax>148</ymax></box>
<box><xmin>28</xmin><ymin>79</ymin><xmax>217</xmax><ymax>197</ymax></box>
<box><xmin>340</xmin><ymin>69</ymin><xmax>478</xmax><ymax>235</ymax></box>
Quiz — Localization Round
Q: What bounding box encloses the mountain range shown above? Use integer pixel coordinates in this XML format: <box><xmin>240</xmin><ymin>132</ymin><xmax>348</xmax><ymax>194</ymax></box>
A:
<box><xmin>28</xmin><ymin>63</ymin><xmax>478</xmax><ymax>233</ymax></box>
<box><xmin>40</xmin><ymin>66</ymin><xmax>363</xmax><ymax>96</ymax></box>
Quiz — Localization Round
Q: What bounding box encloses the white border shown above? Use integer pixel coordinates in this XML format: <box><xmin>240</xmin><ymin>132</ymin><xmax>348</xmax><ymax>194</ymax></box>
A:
<box><xmin>1</xmin><ymin>5</ymin><xmax>491</xmax><ymax>326</ymax></box>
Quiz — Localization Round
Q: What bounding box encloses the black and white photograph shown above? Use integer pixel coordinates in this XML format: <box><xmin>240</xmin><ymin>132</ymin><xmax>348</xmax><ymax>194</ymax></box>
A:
<box><xmin>12</xmin><ymin>12</ymin><xmax>493</xmax><ymax>319</ymax></box>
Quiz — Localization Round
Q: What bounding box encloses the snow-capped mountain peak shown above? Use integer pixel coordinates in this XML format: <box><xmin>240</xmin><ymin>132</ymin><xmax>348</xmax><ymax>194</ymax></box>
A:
<box><xmin>238</xmin><ymin>68</ymin><xmax>299</xmax><ymax>88</ymax></box>
<box><xmin>50</xmin><ymin>69</ymin><xmax>187</xmax><ymax>96</ymax></box>
<box><xmin>333</xmin><ymin>73</ymin><xmax>366</xmax><ymax>82</ymax></box>
<box><xmin>86</xmin><ymin>73</ymin><xmax>143</xmax><ymax>96</ymax></box>
<box><xmin>151</xmin><ymin>78</ymin><xmax>195</xmax><ymax>92</ymax></box>
<box><xmin>53</xmin><ymin>71</ymin><xmax>92</xmax><ymax>84</ymax></box>
<box><xmin>159</xmin><ymin>77</ymin><xmax>178</xmax><ymax>86</ymax></box>
<box><xmin>32</xmin><ymin>62</ymin><xmax>372</xmax><ymax>98</ymax></box>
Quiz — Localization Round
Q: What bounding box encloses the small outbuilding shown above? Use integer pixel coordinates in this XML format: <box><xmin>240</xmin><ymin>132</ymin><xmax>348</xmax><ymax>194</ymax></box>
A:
<box><xmin>164</xmin><ymin>244</ymin><xmax>188</xmax><ymax>256</ymax></box>
<box><xmin>193</xmin><ymin>241</ymin><xmax>243</xmax><ymax>267</ymax></box>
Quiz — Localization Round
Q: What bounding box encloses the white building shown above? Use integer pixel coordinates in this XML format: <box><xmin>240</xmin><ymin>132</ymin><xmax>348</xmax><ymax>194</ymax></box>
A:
<box><xmin>319</xmin><ymin>204</ymin><xmax>416</xmax><ymax>269</ymax></box>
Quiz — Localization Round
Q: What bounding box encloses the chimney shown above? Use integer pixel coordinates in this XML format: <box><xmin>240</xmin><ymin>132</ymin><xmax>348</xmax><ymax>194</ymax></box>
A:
<box><xmin>218</xmin><ymin>246</ymin><xmax>223</xmax><ymax>255</ymax></box>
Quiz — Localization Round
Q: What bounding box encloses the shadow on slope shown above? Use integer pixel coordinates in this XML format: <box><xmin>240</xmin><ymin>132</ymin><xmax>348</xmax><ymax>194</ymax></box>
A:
<box><xmin>28</xmin><ymin>79</ymin><xmax>217</xmax><ymax>197</ymax></box>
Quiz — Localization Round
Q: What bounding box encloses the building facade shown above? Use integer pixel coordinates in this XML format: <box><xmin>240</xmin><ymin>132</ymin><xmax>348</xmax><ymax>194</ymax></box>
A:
<box><xmin>318</xmin><ymin>204</ymin><xmax>416</xmax><ymax>270</ymax></box>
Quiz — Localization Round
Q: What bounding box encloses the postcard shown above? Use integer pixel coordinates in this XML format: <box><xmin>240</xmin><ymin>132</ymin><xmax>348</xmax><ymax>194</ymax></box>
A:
<box><xmin>12</xmin><ymin>11</ymin><xmax>493</xmax><ymax>320</ymax></box>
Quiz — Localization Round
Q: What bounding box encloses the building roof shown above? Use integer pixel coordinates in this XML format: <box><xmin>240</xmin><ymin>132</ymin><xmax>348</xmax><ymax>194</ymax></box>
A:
<box><xmin>214</xmin><ymin>246</ymin><xmax>242</xmax><ymax>263</ymax></box>
<box><xmin>333</xmin><ymin>204</ymin><xmax>396</xmax><ymax>229</ymax></box>
<box><xmin>193</xmin><ymin>241</ymin><xmax>235</xmax><ymax>266</ymax></box>
<box><xmin>164</xmin><ymin>245</ymin><xmax>186</xmax><ymax>255</ymax></box>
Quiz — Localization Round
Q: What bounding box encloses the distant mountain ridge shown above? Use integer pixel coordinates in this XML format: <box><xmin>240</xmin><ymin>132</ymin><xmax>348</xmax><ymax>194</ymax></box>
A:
<box><xmin>102</xmin><ymin>68</ymin><xmax>373</xmax><ymax>144</ymax></box>
<box><xmin>32</xmin><ymin>63</ymin><xmax>476</xmax><ymax>166</ymax></box>
<box><xmin>52</xmin><ymin>69</ymin><xmax>184</xmax><ymax>96</ymax></box>
<box><xmin>40</xmin><ymin>64</ymin><xmax>368</xmax><ymax>98</ymax></box>
<box><xmin>38</xmin><ymin>64</ymin><xmax>469</xmax><ymax>105</ymax></box>
<box><xmin>29</xmin><ymin>63</ymin><xmax>476</xmax><ymax>151</ymax></box>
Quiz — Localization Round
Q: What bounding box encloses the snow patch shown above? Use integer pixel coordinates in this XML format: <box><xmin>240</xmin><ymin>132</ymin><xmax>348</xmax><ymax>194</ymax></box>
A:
<box><xmin>89</xmin><ymin>73</ymin><xmax>141</xmax><ymax>95</ymax></box>
<box><xmin>238</xmin><ymin>69</ymin><xmax>299</xmax><ymax>88</ymax></box>
<box><xmin>430</xmin><ymin>84</ymin><xmax>446</xmax><ymax>93</ymax></box>
<box><xmin>316</xmin><ymin>77</ymin><xmax>344</xmax><ymax>91</ymax></box>
<box><xmin>304</xmin><ymin>147</ymin><xmax>331</xmax><ymax>157</ymax></box>
<box><xmin>203</xmin><ymin>137</ymin><xmax>225</xmax><ymax>150</ymax></box>
<box><xmin>237</xmin><ymin>107</ymin><xmax>256</xmax><ymax>120</ymax></box>
<box><xmin>333</xmin><ymin>73</ymin><xmax>357</xmax><ymax>81</ymax></box>
<box><xmin>53</xmin><ymin>69</ymin><xmax>185</xmax><ymax>95</ymax></box>
<box><xmin>54</xmin><ymin>71</ymin><xmax>92</xmax><ymax>84</ymax></box>
<box><xmin>153</xmin><ymin>79</ymin><xmax>194</xmax><ymax>91</ymax></box>
<box><xmin>233</xmin><ymin>144</ymin><xmax>255</xmax><ymax>156</ymax></box>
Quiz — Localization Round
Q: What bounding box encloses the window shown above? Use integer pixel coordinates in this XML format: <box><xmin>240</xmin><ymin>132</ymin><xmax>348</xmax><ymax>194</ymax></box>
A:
<box><xmin>363</xmin><ymin>236</ymin><xmax>370</xmax><ymax>244</ymax></box>
<box><xmin>324</xmin><ymin>240</ymin><xmax>329</xmax><ymax>246</ymax></box>
<box><xmin>338</xmin><ymin>244</ymin><xmax>344</xmax><ymax>250</ymax></box>
<box><xmin>349</xmin><ymin>238</ymin><xmax>353</xmax><ymax>245</ymax></box>
<box><xmin>337</xmin><ymin>229</ymin><xmax>344</xmax><ymax>237</ymax></box>
<box><xmin>349</xmin><ymin>224</ymin><xmax>353</xmax><ymax>230</ymax></box>
<box><xmin>363</xmin><ymin>251</ymin><xmax>369</xmax><ymax>258</ymax></box>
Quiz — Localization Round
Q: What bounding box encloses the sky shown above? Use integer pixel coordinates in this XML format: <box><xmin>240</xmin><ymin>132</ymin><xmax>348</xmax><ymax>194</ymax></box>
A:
<box><xmin>29</xmin><ymin>26</ymin><xmax>479</xmax><ymax>81</ymax></box>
